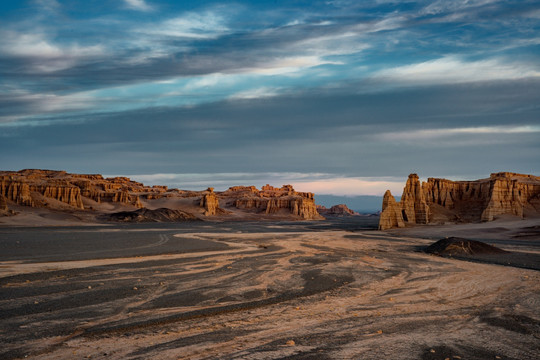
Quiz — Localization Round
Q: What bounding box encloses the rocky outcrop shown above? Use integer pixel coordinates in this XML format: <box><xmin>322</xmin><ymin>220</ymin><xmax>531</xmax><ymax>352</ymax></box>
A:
<box><xmin>224</xmin><ymin>184</ymin><xmax>323</xmax><ymax>220</ymax></box>
<box><xmin>400</xmin><ymin>174</ymin><xmax>429</xmax><ymax>224</ymax></box>
<box><xmin>378</xmin><ymin>190</ymin><xmax>405</xmax><ymax>230</ymax></box>
<box><xmin>200</xmin><ymin>188</ymin><xmax>222</xmax><ymax>216</ymax></box>
<box><xmin>425</xmin><ymin>237</ymin><xmax>509</xmax><ymax>256</ymax></box>
<box><xmin>0</xmin><ymin>170</ymin><xmax>149</xmax><ymax>210</ymax></box>
<box><xmin>317</xmin><ymin>204</ymin><xmax>359</xmax><ymax>216</ymax></box>
<box><xmin>0</xmin><ymin>194</ymin><xmax>8</xmax><ymax>213</ymax></box>
<box><xmin>379</xmin><ymin>172</ymin><xmax>540</xmax><ymax>229</ymax></box>
<box><xmin>105</xmin><ymin>208</ymin><xmax>199</xmax><ymax>222</ymax></box>
<box><xmin>0</xmin><ymin>177</ymin><xmax>34</xmax><ymax>207</ymax></box>
<box><xmin>0</xmin><ymin>169</ymin><xmax>326</xmax><ymax>222</ymax></box>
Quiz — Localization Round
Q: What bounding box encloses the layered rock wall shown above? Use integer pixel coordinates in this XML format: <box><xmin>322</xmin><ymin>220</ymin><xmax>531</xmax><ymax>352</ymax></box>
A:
<box><xmin>225</xmin><ymin>184</ymin><xmax>322</xmax><ymax>220</ymax></box>
<box><xmin>0</xmin><ymin>170</ymin><xmax>147</xmax><ymax>210</ymax></box>
<box><xmin>0</xmin><ymin>194</ymin><xmax>8</xmax><ymax>213</ymax></box>
<box><xmin>379</xmin><ymin>172</ymin><xmax>540</xmax><ymax>229</ymax></box>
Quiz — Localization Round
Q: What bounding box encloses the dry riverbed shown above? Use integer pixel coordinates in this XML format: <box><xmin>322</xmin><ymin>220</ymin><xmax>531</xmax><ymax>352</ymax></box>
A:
<box><xmin>0</xmin><ymin>220</ymin><xmax>539</xmax><ymax>359</ymax></box>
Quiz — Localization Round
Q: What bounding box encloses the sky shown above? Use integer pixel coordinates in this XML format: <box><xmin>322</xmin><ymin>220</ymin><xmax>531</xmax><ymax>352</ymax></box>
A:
<box><xmin>0</xmin><ymin>0</ymin><xmax>539</xmax><ymax>196</ymax></box>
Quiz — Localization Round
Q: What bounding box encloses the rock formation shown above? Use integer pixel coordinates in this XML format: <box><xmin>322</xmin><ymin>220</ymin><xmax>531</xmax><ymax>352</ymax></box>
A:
<box><xmin>400</xmin><ymin>174</ymin><xmax>429</xmax><ymax>224</ymax></box>
<box><xmin>378</xmin><ymin>190</ymin><xmax>405</xmax><ymax>230</ymax></box>
<box><xmin>0</xmin><ymin>170</ymin><xmax>150</xmax><ymax>210</ymax></box>
<box><xmin>0</xmin><ymin>169</ymin><xmax>325</xmax><ymax>222</ymax></box>
<box><xmin>425</xmin><ymin>237</ymin><xmax>509</xmax><ymax>256</ymax></box>
<box><xmin>200</xmin><ymin>188</ymin><xmax>222</xmax><ymax>216</ymax></box>
<box><xmin>223</xmin><ymin>184</ymin><xmax>323</xmax><ymax>220</ymax></box>
<box><xmin>105</xmin><ymin>208</ymin><xmax>199</xmax><ymax>222</ymax></box>
<box><xmin>0</xmin><ymin>194</ymin><xmax>8</xmax><ymax>214</ymax></box>
<box><xmin>379</xmin><ymin>172</ymin><xmax>540</xmax><ymax>230</ymax></box>
<box><xmin>317</xmin><ymin>204</ymin><xmax>359</xmax><ymax>216</ymax></box>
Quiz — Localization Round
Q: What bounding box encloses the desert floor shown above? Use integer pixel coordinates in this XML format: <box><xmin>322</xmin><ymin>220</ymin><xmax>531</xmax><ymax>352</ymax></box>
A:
<box><xmin>0</xmin><ymin>218</ymin><xmax>539</xmax><ymax>359</ymax></box>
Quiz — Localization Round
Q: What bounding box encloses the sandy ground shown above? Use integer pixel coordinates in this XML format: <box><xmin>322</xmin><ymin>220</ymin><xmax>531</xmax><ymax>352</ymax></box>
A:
<box><xmin>0</xmin><ymin>219</ymin><xmax>539</xmax><ymax>359</ymax></box>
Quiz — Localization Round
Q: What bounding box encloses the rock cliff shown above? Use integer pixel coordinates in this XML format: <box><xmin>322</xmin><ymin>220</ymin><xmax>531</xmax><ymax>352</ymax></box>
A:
<box><xmin>379</xmin><ymin>172</ymin><xmax>540</xmax><ymax>230</ymax></box>
<box><xmin>223</xmin><ymin>184</ymin><xmax>323</xmax><ymax>220</ymax></box>
<box><xmin>0</xmin><ymin>170</ymin><xmax>326</xmax><ymax>222</ymax></box>
<box><xmin>0</xmin><ymin>194</ymin><xmax>8</xmax><ymax>214</ymax></box>
<box><xmin>0</xmin><ymin>170</ymin><xmax>151</xmax><ymax>210</ymax></box>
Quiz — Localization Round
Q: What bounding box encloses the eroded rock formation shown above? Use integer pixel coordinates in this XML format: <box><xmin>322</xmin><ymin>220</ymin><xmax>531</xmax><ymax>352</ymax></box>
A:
<box><xmin>0</xmin><ymin>169</ymin><xmax>325</xmax><ymax>222</ymax></box>
<box><xmin>224</xmin><ymin>184</ymin><xmax>323</xmax><ymax>220</ymax></box>
<box><xmin>0</xmin><ymin>194</ymin><xmax>8</xmax><ymax>214</ymax></box>
<box><xmin>379</xmin><ymin>172</ymin><xmax>540</xmax><ymax>230</ymax></box>
<box><xmin>200</xmin><ymin>188</ymin><xmax>222</xmax><ymax>216</ymax></box>
<box><xmin>105</xmin><ymin>208</ymin><xmax>199</xmax><ymax>222</ymax></box>
<box><xmin>317</xmin><ymin>204</ymin><xmax>359</xmax><ymax>216</ymax></box>
<box><xmin>378</xmin><ymin>190</ymin><xmax>405</xmax><ymax>230</ymax></box>
<box><xmin>0</xmin><ymin>170</ymin><xmax>151</xmax><ymax>210</ymax></box>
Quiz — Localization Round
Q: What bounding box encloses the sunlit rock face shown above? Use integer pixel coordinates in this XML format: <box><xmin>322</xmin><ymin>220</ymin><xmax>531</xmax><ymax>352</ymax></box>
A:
<box><xmin>0</xmin><ymin>169</ymin><xmax>148</xmax><ymax>210</ymax></box>
<box><xmin>379</xmin><ymin>172</ymin><xmax>540</xmax><ymax>229</ymax></box>
<box><xmin>0</xmin><ymin>170</ymin><xmax>325</xmax><ymax>221</ymax></box>
<box><xmin>225</xmin><ymin>184</ymin><xmax>323</xmax><ymax>220</ymax></box>
<box><xmin>378</xmin><ymin>190</ymin><xmax>405</xmax><ymax>230</ymax></box>
<box><xmin>200</xmin><ymin>187</ymin><xmax>221</xmax><ymax>216</ymax></box>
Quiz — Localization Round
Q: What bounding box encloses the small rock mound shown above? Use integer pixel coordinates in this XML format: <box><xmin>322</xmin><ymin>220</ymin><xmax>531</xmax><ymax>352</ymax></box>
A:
<box><xmin>425</xmin><ymin>237</ymin><xmax>509</xmax><ymax>256</ymax></box>
<box><xmin>105</xmin><ymin>208</ymin><xmax>199</xmax><ymax>222</ymax></box>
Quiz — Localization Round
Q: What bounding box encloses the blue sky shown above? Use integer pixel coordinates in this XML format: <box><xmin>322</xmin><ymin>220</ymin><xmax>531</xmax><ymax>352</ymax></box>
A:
<box><xmin>0</xmin><ymin>0</ymin><xmax>539</xmax><ymax>195</ymax></box>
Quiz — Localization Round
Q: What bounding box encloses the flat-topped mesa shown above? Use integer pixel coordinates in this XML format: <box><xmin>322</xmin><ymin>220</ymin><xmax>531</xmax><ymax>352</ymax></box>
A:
<box><xmin>379</xmin><ymin>172</ymin><xmax>540</xmax><ymax>229</ymax></box>
<box><xmin>224</xmin><ymin>184</ymin><xmax>322</xmax><ymax>220</ymax></box>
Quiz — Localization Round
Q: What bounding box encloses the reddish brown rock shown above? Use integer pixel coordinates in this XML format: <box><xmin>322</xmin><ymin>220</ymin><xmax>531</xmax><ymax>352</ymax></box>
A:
<box><xmin>317</xmin><ymin>204</ymin><xmax>359</xmax><ymax>216</ymax></box>
<box><xmin>378</xmin><ymin>190</ymin><xmax>405</xmax><ymax>230</ymax></box>
<box><xmin>200</xmin><ymin>187</ymin><xmax>221</xmax><ymax>216</ymax></box>
<box><xmin>225</xmin><ymin>184</ymin><xmax>322</xmax><ymax>220</ymax></box>
<box><xmin>0</xmin><ymin>194</ymin><xmax>8</xmax><ymax>213</ymax></box>
<box><xmin>0</xmin><ymin>179</ymin><xmax>35</xmax><ymax>207</ymax></box>
<box><xmin>400</xmin><ymin>174</ymin><xmax>429</xmax><ymax>224</ymax></box>
<box><xmin>379</xmin><ymin>172</ymin><xmax>540</xmax><ymax>230</ymax></box>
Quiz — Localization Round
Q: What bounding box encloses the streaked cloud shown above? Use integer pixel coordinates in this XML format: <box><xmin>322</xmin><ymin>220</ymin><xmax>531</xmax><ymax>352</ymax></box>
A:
<box><xmin>378</xmin><ymin>125</ymin><xmax>540</xmax><ymax>142</ymax></box>
<box><xmin>124</xmin><ymin>0</ymin><xmax>153</xmax><ymax>12</ymax></box>
<box><xmin>143</xmin><ymin>11</ymin><xmax>229</xmax><ymax>39</ymax></box>
<box><xmin>375</xmin><ymin>56</ymin><xmax>540</xmax><ymax>85</ymax></box>
<box><xmin>229</xmin><ymin>87</ymin><xmax>281</xmax><ymax>100</ymax></box>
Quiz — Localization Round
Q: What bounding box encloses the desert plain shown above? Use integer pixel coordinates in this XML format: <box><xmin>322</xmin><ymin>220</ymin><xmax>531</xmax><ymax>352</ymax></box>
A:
<box><xmin>1</xmin><ymin>216</ymin><xmax>539</xmax><ymax>360</ymax></box>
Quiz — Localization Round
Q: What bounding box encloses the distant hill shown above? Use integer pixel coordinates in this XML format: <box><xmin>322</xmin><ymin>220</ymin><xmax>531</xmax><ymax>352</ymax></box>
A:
<box><xmin>315</xmin><ymin>195</ymin><xmax>399</xmax><ymax>214</ymax></box>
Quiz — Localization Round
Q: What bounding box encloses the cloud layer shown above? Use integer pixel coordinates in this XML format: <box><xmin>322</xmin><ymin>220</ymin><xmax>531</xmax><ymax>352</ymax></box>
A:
<box><xmin>1</xmin><ymin>0</ymin><xmax>539</xmax><ymax>194</ymax></box>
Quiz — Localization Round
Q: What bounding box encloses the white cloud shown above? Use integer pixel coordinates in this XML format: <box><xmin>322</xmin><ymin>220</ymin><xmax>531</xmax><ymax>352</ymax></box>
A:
<box><xmin>145</xmin><ymin>11</ymin><xmax>228</xmax><ymax>39</ymax></box>
<box><xmin>124</xmin><ymin>0</ymin><xmax>153</xmax><ymax>12</ymax></box>
<box><xmin>375</xmin><ymin>56</ymin><xmax>540</xmax><ymax>84</ymax></box>
<box><xmin>379</xmin><ymin>125</ymin><xmax>540</xmax><ymax>140</ymax></box>
<box><xmin>0</xmin><ymin>30</ymin><xmax>104</xmax><ymax>72</ymax></box>
<box><xmin>377</xmin><ymin>125</ymin><xmax>540</xmax><ymax>143</ymax></box>
<box><xmin>229</xmin><ymin>87</ymin><xmax>281</xmax><ymax>100</ymax></box>
<box><xmin>242</xmin><ymin>56</ymin><xmax>342</xmax><ymax>76</ymax></box>
<box><xmin>421</xmin><ymin>0</ymin><xmax>498</xmax><ymax>15</ymax></box>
